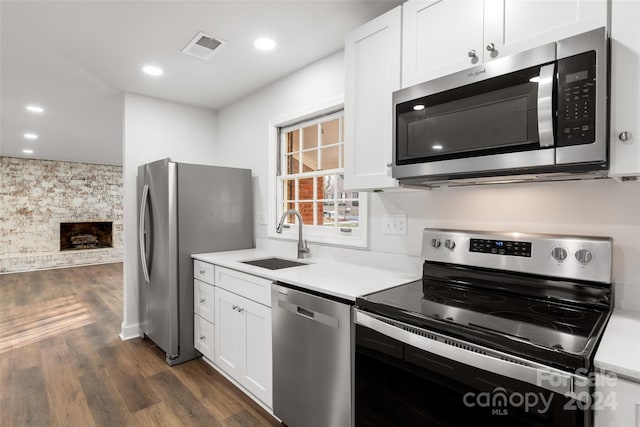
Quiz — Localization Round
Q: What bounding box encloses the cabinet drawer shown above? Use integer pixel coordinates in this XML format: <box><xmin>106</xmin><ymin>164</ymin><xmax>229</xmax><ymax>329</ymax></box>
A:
<box><xmin>194</xmin><ymin>314</ymin><xmax>214</xmax><ymax>361</ymax></box>
<box><xmin>194</xmin><ymin>279</ymin><xmax>215</xmax><ymax>323</ymax></box>
<box><xmin>215</xmin><ymin>266</ymin><xmax>272</xmax><ymax>307</ymax></box>
<box><xmin>194</xmin><ymin>260</ymin><xmax>214</xmax><ymax>284</ymax></box>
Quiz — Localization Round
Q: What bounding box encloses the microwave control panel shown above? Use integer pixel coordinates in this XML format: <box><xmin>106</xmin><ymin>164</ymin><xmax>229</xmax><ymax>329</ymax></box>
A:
<box><xmin>556</xmin><ymin>51</ymin><xmax>597</xmax><ymax>147</ymax></box>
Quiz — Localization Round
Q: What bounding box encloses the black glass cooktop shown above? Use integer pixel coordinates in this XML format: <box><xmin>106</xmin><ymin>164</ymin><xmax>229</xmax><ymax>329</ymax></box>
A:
<box><xmin>356</xmin><ymin>273</ymin><xmax>610</xmax><ymax>371</ymax></box>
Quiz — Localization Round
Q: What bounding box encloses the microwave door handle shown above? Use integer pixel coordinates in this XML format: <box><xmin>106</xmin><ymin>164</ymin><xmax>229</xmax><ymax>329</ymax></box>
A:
<box><xmin>537</xmin><ymin>64</ymin><xmax>555</xmax><ymax>148</ymax></box>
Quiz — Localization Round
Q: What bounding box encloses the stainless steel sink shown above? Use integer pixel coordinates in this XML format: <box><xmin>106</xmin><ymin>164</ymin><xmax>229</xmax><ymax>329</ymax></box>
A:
<box><xmin>240</xmin><ymin>257</ymin><xmax>307</xmax><ymax>270</ymax></box>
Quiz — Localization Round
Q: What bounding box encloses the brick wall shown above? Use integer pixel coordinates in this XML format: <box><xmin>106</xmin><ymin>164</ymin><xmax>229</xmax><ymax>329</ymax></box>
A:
<box><xmin>0</xmin><ymin>157</ymin><xmax>123</xmax><ymax>273</ymax></box>
<box><xmin>288</xmin><ymin>157</ymin><xmax>324</xmax><ymax>225</ymax></box>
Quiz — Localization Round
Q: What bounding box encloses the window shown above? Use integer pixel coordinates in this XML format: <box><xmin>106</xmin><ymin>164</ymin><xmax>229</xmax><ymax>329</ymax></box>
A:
<box><xmin>272</xmin><ymin>108</ymin><xmax>366</xmax><ymax>247</ymax></box>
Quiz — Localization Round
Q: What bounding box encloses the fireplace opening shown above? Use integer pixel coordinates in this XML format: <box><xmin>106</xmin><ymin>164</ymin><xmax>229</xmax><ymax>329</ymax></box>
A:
<box><xmin>60</xmin><ymin>222</ymin><xmax>113</xmax><ymax>251</ymax></box>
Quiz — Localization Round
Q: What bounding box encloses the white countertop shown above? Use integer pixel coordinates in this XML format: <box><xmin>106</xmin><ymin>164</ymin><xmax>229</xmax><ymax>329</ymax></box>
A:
<box><xmin>594</xmin><ymin>309</ymin><xmax>640</xmax><ymax>382</ymax></box>
<box><xmin>192</xmin><ymin>248</ymin><xmax>420</xmax><ymax>301</ymax></box>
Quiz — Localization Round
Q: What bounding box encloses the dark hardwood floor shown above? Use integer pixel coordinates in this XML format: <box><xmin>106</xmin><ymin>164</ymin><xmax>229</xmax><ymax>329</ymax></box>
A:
<box><xmin>0</xmin><ymin>263</ymin><xmax>280</xmax><ymax>427</ymax></box>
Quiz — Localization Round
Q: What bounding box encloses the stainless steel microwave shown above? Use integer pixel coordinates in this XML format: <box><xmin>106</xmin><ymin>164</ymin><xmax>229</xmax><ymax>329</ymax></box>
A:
<box><xmin>392</xmin><ymin>27</ymin><xmax>608</xmax><ymax>187</ymax></box>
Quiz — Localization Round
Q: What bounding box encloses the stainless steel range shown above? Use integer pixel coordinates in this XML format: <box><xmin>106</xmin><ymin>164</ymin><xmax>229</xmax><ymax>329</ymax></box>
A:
<box><xmin>355</xmin><ymin>228</ymin><xmax>613</xmax><ymax>426</ymax></box>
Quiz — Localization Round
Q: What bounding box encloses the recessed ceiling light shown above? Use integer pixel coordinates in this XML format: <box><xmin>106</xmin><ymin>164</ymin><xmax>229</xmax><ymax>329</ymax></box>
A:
<box><xmin>143</xmin><ymin>65</ymin><xmax>164</xmax><ymax>76</ymax></box>
<box><xmin>26</xmin><ymin>105</ymin><xmax>44</xmax><ymax>113</ymax></box>
<box><xmin>254</xmin><ymin>37</ymin><xmax>276</xmax><ymax>51</ymax></box>
<box><xmin>432</xmin><ymin>144</ymin><xmax>443</xmax><ymax>150</ymax></box>
<box><xmin>24</xmin><ymin>133</ymin><xmax>38</xmax><ymax>140</ymax></box>
<box><xmin>413</xmin><ymin>104</ymin><xmax>425</xmax><ymax>111</ymax></box>
<box><xmin>22</xmin><ymin>149</ymin><xmax>34</xmax><ymax>154</ymax></box>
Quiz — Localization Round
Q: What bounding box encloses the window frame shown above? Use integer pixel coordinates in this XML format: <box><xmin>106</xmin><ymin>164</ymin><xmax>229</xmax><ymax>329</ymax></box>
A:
<box><xmin>267</xmin><ymin>97</ymin><xmax>368</xmax><ymax>248</ymax></box>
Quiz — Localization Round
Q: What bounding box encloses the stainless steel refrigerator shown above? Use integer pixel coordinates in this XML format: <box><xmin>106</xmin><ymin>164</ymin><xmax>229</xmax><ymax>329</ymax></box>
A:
<box><xmin>137</xmin><ymin>158</ymin><xmax>253</xmax><ymax>365</ymax></box>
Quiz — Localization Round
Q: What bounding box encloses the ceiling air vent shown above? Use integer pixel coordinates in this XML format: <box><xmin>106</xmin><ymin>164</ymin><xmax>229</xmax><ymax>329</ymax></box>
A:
<box><xmin>181</xmin><ymin>32</ymin><xmax>227</xmax><ymax>60</ymax></box>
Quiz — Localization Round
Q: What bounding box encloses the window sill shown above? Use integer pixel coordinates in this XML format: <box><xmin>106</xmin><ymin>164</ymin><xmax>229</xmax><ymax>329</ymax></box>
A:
<box><xmin>267</xmin><ymin>227</ymin><xmax>368</xmax><ymax>249</ymax></box>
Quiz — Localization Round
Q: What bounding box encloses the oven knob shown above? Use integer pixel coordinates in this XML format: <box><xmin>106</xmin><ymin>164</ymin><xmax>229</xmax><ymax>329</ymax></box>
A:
<box><xmin>575</xmin><ymin>249</ymin><xmax>593</xmax><ymax>264</ymax></box>
<box><xmin>431</xmin><ymin>237</ymin><xmax>441</xmax><ymax>248</ymax></box>
<box><xmin>551</xmin><ymin>247</ymin><xmax>567</xmax><ymax>262</ymax></box>
<box><xmin>444</xmin><ymin>239</ymin><xmax>456</xmax><ymax>250</ymax></box>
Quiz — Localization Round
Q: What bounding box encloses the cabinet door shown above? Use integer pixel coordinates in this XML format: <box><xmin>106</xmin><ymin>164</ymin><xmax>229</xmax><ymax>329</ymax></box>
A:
<box><xmin>344</xmin><ymin>5</ymin><xmax>401</xmax><ymax>191</ymax></box>
<box><xmin>594</xmin><ymin>374</ymin><xmax>640</xmax><ymax>427</ymax></box>
<box><xmin>214</xmin><ymin>287</ymin><xmax>243</xmax><ymax>379</ymax></box>
<box><xmin>402</xmin><ymin>0</ymin><xmax>483</xmax><ymax>87</ymax></box>
<box><xmin>194</xmin><ymin>279</ymin><xmax>214</xmax><ymax>323</ymax></box>
<box><xmin>241</xmin><ymin>298</ymin><xmax>272</xmax><ymax>408</ymax></box>
<box><xmin>609</xmin><ymin>0</ymin><xmax>640</xmax><ymax>178</ymax></box>
<box><xmin>194</xmin><ymin>314</ymin><xmax>214</xmax><ymax>361</ymax></box>
<box><xmin>485</xmin><ymin>0</ymin><xmax>607</xmax><ymax>61</ymax></box>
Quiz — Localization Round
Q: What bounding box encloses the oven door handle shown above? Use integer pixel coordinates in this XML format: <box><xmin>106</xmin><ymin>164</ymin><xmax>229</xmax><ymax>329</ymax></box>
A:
<box><xmin>537</xmin><ymin>63</ymin><xmax>556</xmax><ymax>148</ymax></box>
<box><xmin>355</xmin><ymin>309</ymin><xmax>589</xmax><ymax>401</ymax></box>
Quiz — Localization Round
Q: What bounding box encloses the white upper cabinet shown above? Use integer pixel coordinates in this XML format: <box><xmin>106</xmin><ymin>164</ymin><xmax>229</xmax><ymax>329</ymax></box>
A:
<box><xmin>608</xmin><ymin>0</ymin><xmax>640</xmax><ymax>178</ymax></box>
<box><xmin>402</xmin><ymin>0</ymin><xmax>608</xmax><ymax>87</ymax></box>
<box><xmin>344</xmin><ymin>6</ymin><xmax>402</xmax><ymax>191</ymax></box>
<box><xmin>402</xmin><ymin>0</ymin><xmax>483</xmax><ymax>87</ymax></box>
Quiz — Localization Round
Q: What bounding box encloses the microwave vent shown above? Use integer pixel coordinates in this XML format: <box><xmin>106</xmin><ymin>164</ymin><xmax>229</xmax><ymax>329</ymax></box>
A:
<box><xmin>181</xmin><ymin>32</ymin><xmax>226</xmax><ymax>60</ymax></box>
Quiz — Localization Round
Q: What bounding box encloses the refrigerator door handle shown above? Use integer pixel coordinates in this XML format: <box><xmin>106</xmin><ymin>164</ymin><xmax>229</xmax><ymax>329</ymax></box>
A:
<box><xmin>139</xmin><ymin>183</ymin><xmax>150</xmax><ymax>283</ymax></box>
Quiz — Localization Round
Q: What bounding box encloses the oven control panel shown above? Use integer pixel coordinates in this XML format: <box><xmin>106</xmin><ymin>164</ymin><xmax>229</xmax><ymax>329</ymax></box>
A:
<box><xmin>469</xmin><ymin>238</ymin><xmax>531</xmax><ymax>257</ymax></box>
<box><xmin>422</xmin><ymin>228</ymin><xmax>612</xmax><ymax>284</ymax></box>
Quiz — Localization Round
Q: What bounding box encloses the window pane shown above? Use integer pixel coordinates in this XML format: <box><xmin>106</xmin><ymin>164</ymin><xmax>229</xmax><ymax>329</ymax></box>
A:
<box><xmin>301</xmin><ymin>150</ymin><xmax>318</xmax><ymax>172</ymax></box>
<box><xmin>298</xmin><ymin>177</ymin><xmax>314</xmax><ymax>201</ymax></box>
<box><xmin>282</xmin><ymin>179</ymin><xmax>295</xmax><ymax>201</ymax></box>
<box><xmin>318</xmin><ymin>174</ymin><xmax>334</xmax><ymax>200</ymax></box>
<box><xmin>298</xmin><ymin>202</ymin><xmax>314</xmax><ymax>225</ymax></box>
<box><xmin>302</xmin><ymin>124</ymin><xmax>318</xmax><ymax>149</ymax></box>
<box><xmin>286</xmin><ymin>129</ymin><xmax>300</xmax><ymax>153</ymax></box>
<box><xmin>282</xmin><ymin>201</ymin><xmax>296</xmax><ymax>223</ymax></box>
<box><xmin>321</xmin><ymin>118</ymin><xmax>340</xmax><ymax>146</ymax></box>
<box><xmin>320</xmin><ymin>146</ymin><xmax>339</xmax><ymax>170</ymax></box>
<box><xmin>316</xmin><ymin>201</ymin><xmax>335</xmax><ymax>226</ymax></box>
<box><xmin>336</xmin><ymin>174</ymin><xmax>358</xmax><ymax>199</ymax></box>
<box><xmin>286</xmin><ymin>153</ymin><xmax>299</xmax><ymax>174</ymax></box>
<box><xmin>337</xmin><ymin>200</ymin><xmax>359</xmax><ymax>228</ymax></box>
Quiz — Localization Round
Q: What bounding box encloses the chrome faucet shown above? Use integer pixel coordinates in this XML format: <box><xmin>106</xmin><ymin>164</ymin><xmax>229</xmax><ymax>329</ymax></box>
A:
<box><xmin>276</xmin><ymin>209</ymin><xmax>310</xmax><ymax>259</ymax></box>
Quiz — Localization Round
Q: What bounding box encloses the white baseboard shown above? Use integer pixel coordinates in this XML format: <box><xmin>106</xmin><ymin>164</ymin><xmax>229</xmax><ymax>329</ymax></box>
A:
<box><xmin>119</xmin><ymin>322</ymin><xmax>141</xmax><ymax>340</ymax></box>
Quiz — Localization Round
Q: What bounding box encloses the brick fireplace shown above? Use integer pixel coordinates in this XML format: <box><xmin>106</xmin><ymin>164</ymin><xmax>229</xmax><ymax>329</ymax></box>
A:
<box><xmin>60</xmin><ymin>221</ymin><xmax>113</xmax><ymax>251</ymax></box>
<box><xmin>1</xmin><ymin>157</ymin><xmax>123</xmax><ymax>273</ymax></box>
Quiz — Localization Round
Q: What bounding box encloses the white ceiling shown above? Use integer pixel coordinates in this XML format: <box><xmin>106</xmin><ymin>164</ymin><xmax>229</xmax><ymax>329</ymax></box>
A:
<box><xmin>0</xmin><ymin>1</ymin><xmax>401</xmax><ymax>166</ymax></box>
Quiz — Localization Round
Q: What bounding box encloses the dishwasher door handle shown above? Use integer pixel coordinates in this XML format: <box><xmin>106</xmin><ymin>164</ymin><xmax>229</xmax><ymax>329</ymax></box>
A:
<box><xmin>297</xmin><ymin>306</ymin><xmax>315</xmax><ymax>319</ymax></box>
<box><xmin>277</xmin><ymin>299</ymin><xmax>339</xmax><ymax>329</ymax></box>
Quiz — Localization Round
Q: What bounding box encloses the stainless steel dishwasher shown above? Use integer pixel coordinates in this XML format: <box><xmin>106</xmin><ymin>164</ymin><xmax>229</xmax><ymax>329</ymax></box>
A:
<box><xmin>272</xmin><ymin>282</ymin><xmax>354</xmax><ymax>427</ymax></box>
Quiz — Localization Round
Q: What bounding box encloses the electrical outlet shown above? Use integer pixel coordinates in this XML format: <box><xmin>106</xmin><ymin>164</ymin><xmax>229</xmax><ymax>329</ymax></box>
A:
<box><xmin>383</xmin><ymin>214</ymin><xmax>407</xmax><ymax>235</ymax></box>
<box><xmin>258</xmin><ymin>211</ymin><xmax>267</xmax><ymax>225</ymax></box>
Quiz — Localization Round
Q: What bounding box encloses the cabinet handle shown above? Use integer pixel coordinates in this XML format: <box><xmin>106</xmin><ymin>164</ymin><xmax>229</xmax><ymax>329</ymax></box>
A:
<box><xmin>200</xmin><ymin>335</ymin><xmax>206</xmax><ymax>341</ymax></box>
<box><xmin>386</xmin><ymin>162</ymin><xmax>392</xmax><ymax>168</ymax></box>
<box><xmin>486</xmin><ymin>43</ymin><xmax>496</xmax><ymax>52</ymax></box>
<box><xmin>199</xmin><ymin>269</ymin><xmax>206</xmax><ymax>275</ymax></box>
<box><xmin>232</xmin><ymin>305</ymin><xmax>238</xmax><ymax>311</ymax></box>
<box><xmin>468</xmin><ymin>49</ymin><xmax>477</xmax><ymax>58</ymax></box>
<box><xmin>238</xmin><ymin>307</ymin><xmax>245</xmax><ymax>313</ymax></box>
<box><xmin>619</xmin><ymin>131</ymin><xmax>632</xmax><ymax>142</ymax></box>
<box><xmin>199</xmin><ymin>298</ymin><xmax>206</xmax><ymax>304</ymax></box>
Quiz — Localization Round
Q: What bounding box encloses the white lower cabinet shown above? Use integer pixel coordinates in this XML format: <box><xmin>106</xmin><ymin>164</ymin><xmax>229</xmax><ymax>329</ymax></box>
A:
<box><xmin>194</xmin><ymin>314</ymin><xmax>214</xmax><ymax>360</ymax></box>
<box><xmin>594</xmin><ymin>373</ymin><xmax>640</xmax><ymax>427</ymax></box>
<box><xmin>214</xmin><ymin>286</ymin><xmax>272</xmax><ymax>408</ymax></box>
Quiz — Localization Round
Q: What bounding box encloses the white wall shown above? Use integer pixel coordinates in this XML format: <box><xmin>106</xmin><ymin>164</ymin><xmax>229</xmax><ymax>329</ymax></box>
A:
<box><xmin>214</xmin><ymin>50</ymin><xmax>345</xmax><ymax>240</ymax></box>
<box><xmin>121</xmin><ymin>93</ymin><xmax>216</xmax><ymax>338</ymax></box>
<box><xmin>215</xmin><ymin>51</ymin><xmax>640</xmax><ymax>312</ymax></box>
